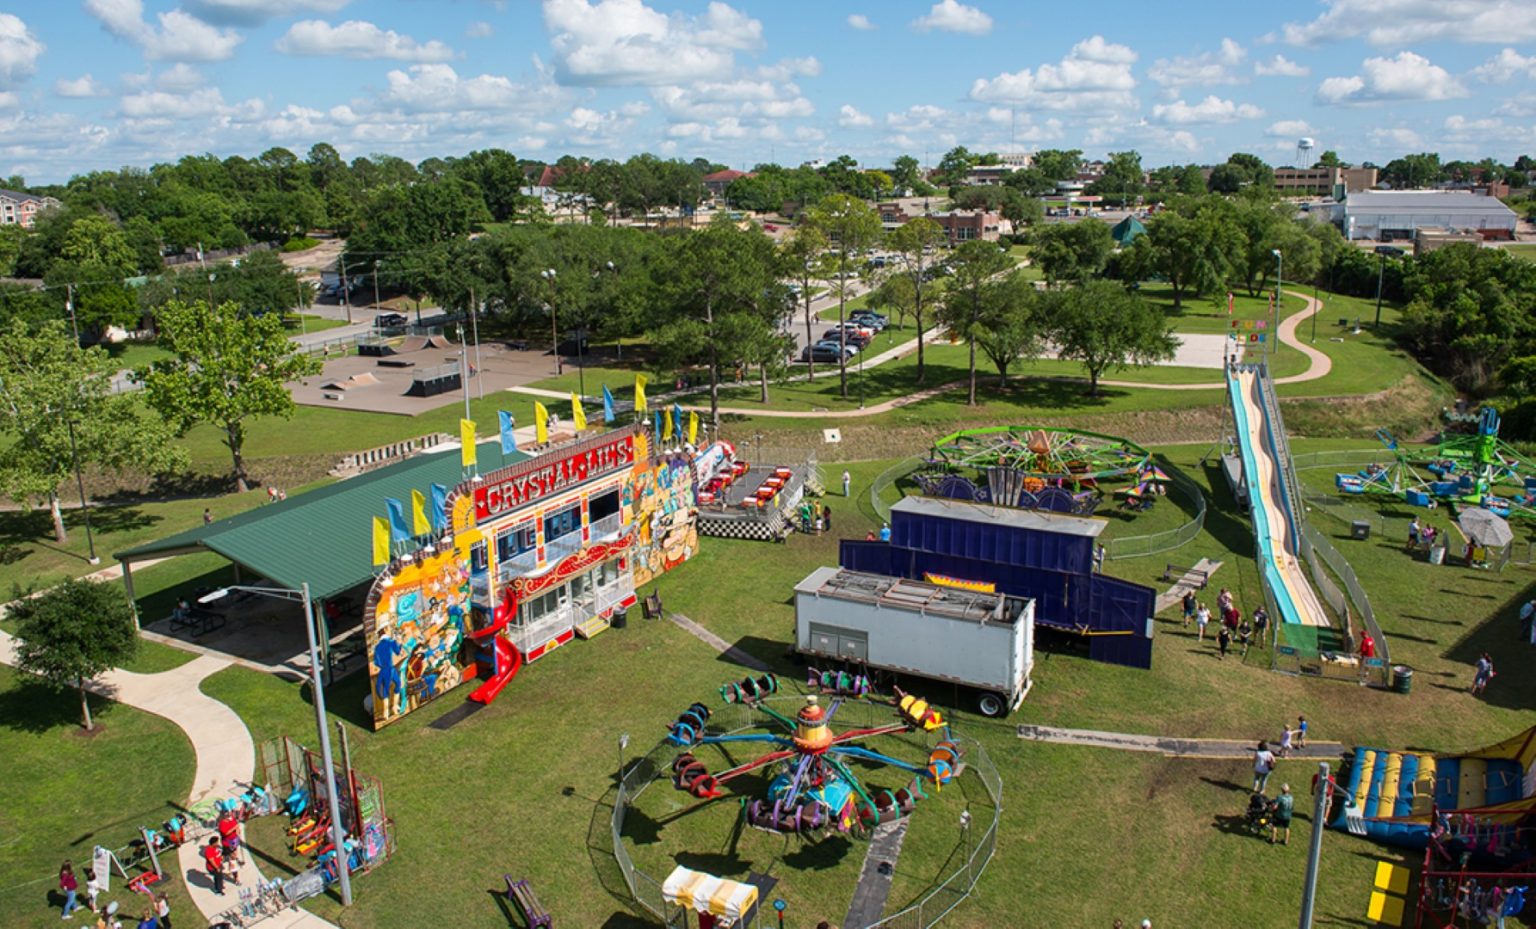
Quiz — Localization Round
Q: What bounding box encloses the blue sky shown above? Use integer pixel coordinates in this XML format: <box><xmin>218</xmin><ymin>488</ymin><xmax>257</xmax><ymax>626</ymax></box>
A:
<box><xmin>2</xmin><ymin>0</ymin><xmax>1534</xmax><ymax>183</ymax></box>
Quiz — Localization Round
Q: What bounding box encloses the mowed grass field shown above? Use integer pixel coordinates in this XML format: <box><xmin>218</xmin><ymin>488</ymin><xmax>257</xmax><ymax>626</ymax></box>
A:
<box><xmin>165</xmin><ymin>450</ymin><xmax>1536</xmax><ymax>929</ymax></box>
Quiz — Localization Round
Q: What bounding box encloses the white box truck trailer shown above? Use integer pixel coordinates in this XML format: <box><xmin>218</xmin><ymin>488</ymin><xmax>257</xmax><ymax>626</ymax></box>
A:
<box><xmin>793</xmin><ymin>566</ymin><xmax>1035</xmax><ymax>717</ymax></box>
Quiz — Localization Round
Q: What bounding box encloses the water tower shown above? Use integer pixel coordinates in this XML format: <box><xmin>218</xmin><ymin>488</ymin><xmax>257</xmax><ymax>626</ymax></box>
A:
<box><xmin>1296</xmin><ymin>137</ymin><xmax>1315</xmax><ymax>167</ymax></box>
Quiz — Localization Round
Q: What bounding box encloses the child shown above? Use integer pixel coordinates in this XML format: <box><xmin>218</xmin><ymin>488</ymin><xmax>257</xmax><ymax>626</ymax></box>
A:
<box><xmin>1296</xmin><ymin>715</ymin><xmax>1309</xmax><ymax>749</ymax></box>
<box><xmin>85</xmin><ymin>867</ymin><xmax>104</xmax><ymax>913</ymax></box>
<box><xmin>1237</xmin><ymin>619</ymin><xmax>1252</xmax><ymax>658</ymax></box>
<box><xmin>1278</xmin><ymin>724</ymin><xmax>1294</xmax><ymax>758</ymax></box>
<box><xmin>1195</xmin><ymin>602</ymin><xmax>1211</xmax><ymax>641</ymax></box>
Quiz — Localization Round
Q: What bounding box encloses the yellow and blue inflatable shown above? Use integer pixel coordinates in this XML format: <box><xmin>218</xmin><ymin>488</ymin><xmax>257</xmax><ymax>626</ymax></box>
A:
<box><xmin>1333</xmin><ymin>727</ymin><xmax>1536</xmax><ymax>847</ymax></box>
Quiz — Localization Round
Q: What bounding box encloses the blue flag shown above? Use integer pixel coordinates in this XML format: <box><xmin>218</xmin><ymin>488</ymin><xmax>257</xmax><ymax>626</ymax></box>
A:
<box><xmin>385</xmin><ymin>498</ymin><xmax>409</xmax><ymax>543</ymax></box>
<box><xmin>601</xmin><ymin>385</ymin><xmax>616</xmax><ymax>423</ymax></box>
<box><xmin>498</xmin><ymin>410</ymin><xmax>517</xmax><ymax>455</ymax></box>
<box><xmin>653</xmin><ymin>410</ymin><xmax>662</xmax><ymax>442</ymax></box>
<box><xmin>430</xmin><ymin>482</ymin><xmax>448</xmax><ymax>531</ymax></box>
<box><xmin>672</xmin><ymin>403</ymin><xmax>684</xmax><ymax>438</ymax></box>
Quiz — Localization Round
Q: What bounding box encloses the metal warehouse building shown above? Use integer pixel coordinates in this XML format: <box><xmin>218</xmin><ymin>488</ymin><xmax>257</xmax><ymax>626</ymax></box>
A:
<box><xmin>1339</xmin><ymin>190</ymin><xmax>1518</xmax><ymax>241</ymax></box>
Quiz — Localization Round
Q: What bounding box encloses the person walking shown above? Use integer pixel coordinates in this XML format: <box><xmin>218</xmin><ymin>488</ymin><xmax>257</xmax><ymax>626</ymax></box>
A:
<box><xmin>1195</xmin><ymin>602</ymin><xmax>1211</xmax><ymax>641</ymax></box>
<box><xmin>1238</xmin><ymin>618</ymin><xmax>1252</xmax><ymax>658</ymax></box>
<box><xmin>1521</xmin><ymin>599</ymin><xmax>1535</xmax><ymax>643</ymax></box>
<box><xmin>1253</xmin><ymin>741</ymin><xmax>1276</xmax><ymax>794</ymax></box>
<box><xmin>1253</xmin><ymin>606</ymin><xmax>1269</xmax><ymax>649</ymax></box>
<box><xmin>201</xmin><ymin>839</ymin><xmax>225</xmax><ymax>896</ymax></box>
<box><xmin>842</xmin><ymin>470</ymin><xmax>851</xmax><ymax>497</ymax></box>
<box><xmin>879</xmin><ymin>523</ymin><xmax>891</xmax><ymax>542</ymax></box>
<box><xmin>1269</xmin><ymin>784</ymin><xmax>1294</xmax><ymax>845</ymax></box>
<box><xmin>85</xmin><ymin>868</ymin><xmax>103</xmax><ymax>913</ymax></box>
<box><xmin>1216</xmin><ymin>587</ymin><xmax>1233</xmax><ymax>616</ymax></box>
<box><xmin>1181</xmin><ymin>590</ymin><xmax>1196</xmax><ymax>628</ymax></box>
<box><xmin>1408</xmin><ymin>516</ymin><xmax>1421</xmax><ymax>551</ymax></box>
<box><xmin>202</xmin><ymin>508</ymin><xmax>213</xmax><ymax>525</ymax></box>
<box><xmin>1296</xmin><ymin>715</ymin><xmax>1309</xmax><ymax>749</ymax></box>
<box><xmin>1278</xmin><ymin>723</ymin><xmax>1294</xmax><ymax>758</ymax></box>
<box><xmin>1473</xmin><ymin>652</ymin><xmax>1495</xmax><ymax>695</ymax></box>
<box><xmin>135</xmin><ymin>908</ymin><xmax>157</xmax><ymax>929</ymax></box>
<box><xmin>59</xmin><ymin>860</ymin><xmax>79</xmax><ymax>919</ymax></box>
<box><xmin>154</xmin><ymin>894</ymin><xmax>171</xmax><ymax>929</ymax></box>
<box><xmin>1217</xmin><ymin>625</ymin><xmax>1231</xmax><ymax>660</ymax></box>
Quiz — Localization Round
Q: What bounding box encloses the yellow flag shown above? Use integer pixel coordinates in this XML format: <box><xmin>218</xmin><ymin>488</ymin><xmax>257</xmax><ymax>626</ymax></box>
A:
<box><xmin>663</xmin><ymin>406</ymin><xmax>674</xmax><ymax>440</ymax></box>
<box><xmin>634</xmin><ymin>373</ymin><xmax>648</xmax><ymax>414</ymax></box>
<box><xmin>460</xmin><ymin>418</ymin><xmax>476</xmax><ymax>468</ymax></box>
<box><xmin>411</xmin><ymin>489</ymin><xmax>430</xmax><ymax>536</ymax></box>
<box><xmin>372</xmin><ymin>516</ymin><xmax>389</xmax><ymax>566</ymax></box>
<box><xmin>687</xmin><ymin>410</ymin><xmax>699</xmax><ymax>445</ymax></box>
<box><xmin>571</xmin><ymin>393</ymin><xmax>587</xmax><ymax>432</ymax></box>
<box><xmin>534</xmin><ymin>401</ymin><xmax>549</xmax><ymax>444</ymax></box>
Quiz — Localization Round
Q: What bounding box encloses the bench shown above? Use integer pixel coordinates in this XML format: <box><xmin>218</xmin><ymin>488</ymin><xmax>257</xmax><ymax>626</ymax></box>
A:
<box><xmin>503</xmin><ymin>876</ymin><xmax>551</xmax><ymax>929</ymax></box>
<box><xmin>169</xmin><ymin>607</ymin><xmax>227</xmax><ymax>638</ymax></box>
<box><xmin>1161</xmin><ymin>563</ymin><xmax>1209</xmax><ymax>589</ymax></box>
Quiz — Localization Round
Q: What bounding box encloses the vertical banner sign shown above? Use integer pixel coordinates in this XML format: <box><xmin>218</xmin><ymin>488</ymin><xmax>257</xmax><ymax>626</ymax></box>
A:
<box><xmin>602</xmin><ymin>385</ymin><xmax>616</xmax><ymax>423</ymax></box>
<box><xmin>460</xmin><ymin>418</ymin><xmax>477</xmax><ymax>468</ymax></box>
<box><xmin>372</xmin><ymin>517</ymin><xmax>390</xmax><ymax>565</ymax></box>
<box><xmin>571</xmin><ymin>393</ymin><xmax>588</xmax><ymax>432</ymax></box>
<box><xmin>385</xmin><ymin>498</ymin><xmax>409</xmax><ymax>543</ymax></box>
<box><xmin>688</xmin><ymin>410</ymin><xmax>699</xmax><ymax>445</ymax></box>
<box><xmin>430</xmin><ymin>483</ymin><xmax>448</xmax><ymax>531</ymax></box>
<box><xmin>498</xmin><ymin>410</ymin><xmax>517</xmax><ymax>454</ymax></box>
<box><xmin>634</xmin><ymin>373</ymin><xmax>648</xmax><ymax>414</ymax></box>
<box><xmin>410</xmin><ymin>489</ymin><xmax>430</xmax><ymax>536</ymax></box>
<box><xmin>535</xmin><ymin>401</ymin><xmax>549</xmax><ymax>444</ymax></box>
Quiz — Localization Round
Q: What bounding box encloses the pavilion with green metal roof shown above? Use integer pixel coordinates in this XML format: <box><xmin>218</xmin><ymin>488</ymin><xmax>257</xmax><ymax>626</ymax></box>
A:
<box><xmin>114</xmin><ymin>442</ymin><xmax>529</xmax><ymax>629</ymax></box>
<box><xmin>1110</xmin><ymin>214</ymin><xmax>1147</xmax><ymax>246</ymax></box>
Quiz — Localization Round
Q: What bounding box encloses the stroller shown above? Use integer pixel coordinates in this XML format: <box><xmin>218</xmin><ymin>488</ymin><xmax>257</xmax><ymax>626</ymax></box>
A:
<box><xmin>1244</xmin><ymin>792</ymin><xmax>1276</xmax><ymax>836</ymax></box>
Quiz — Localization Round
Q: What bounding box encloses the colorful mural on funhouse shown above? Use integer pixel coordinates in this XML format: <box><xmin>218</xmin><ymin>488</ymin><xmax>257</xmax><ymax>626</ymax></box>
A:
<box><xmin>364</xmin><ymin>546</ymin><xmax>474</xmax><ymax>728</ymax></box>
<box><xmin>627</xmin><ymin>445</ymin><xmax>699</xmax><ymax>588</ymax></box>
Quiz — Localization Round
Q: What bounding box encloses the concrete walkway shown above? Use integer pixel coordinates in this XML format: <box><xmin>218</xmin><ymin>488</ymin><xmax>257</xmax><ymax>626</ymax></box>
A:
<box><xmin>667</xmin><ymin>612</ymin><xmax>770</xmax><ymax>672</ymax></box>
<box><xmin>1015</xmin><ymin>723</ymin><xmax>1343</xmax><ymax>761</ymax></box>
<box><xmin>843</xmin><ymin>818</ymin><xmax>910</xmax><ymax>929</ymax></box>
<box><xmin>1153</xmin><ymin>558</ymin><xmax>1223</xmax><ymax>613</ymax></box>
<box><xmin>0</xmin><ymin>623</ymin><xmax>339</xmax><ymax>928</ymax></box>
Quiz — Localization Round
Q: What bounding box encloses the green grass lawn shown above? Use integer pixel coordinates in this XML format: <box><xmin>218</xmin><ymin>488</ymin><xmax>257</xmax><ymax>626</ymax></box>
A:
<box><xmin>102</xmin><ymin>342</ymin><xmax>173</xmax><ymax>370</ymax></box>
<box><xmin>0</xmin><ymin>665</ymin><xmax>198</xmax><ymax>929</ymax></box>
<box><xmin>1504</xmin><ymin>243</ymin><xmax>1536</xmax><ymax>261</ymax></box>
<box><xmin>170</xmin><ymin>444</ymin><xmax>1536</xmax><ymax>928</ymax></box>
<box><xmin>285</xmin><ymin>313</ymin><xmax>349</xmax><ymax>335</ymax></box>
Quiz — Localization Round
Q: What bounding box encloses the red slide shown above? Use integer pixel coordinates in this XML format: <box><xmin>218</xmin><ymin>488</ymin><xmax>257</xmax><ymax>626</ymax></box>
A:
<box><xmin>469</xmin><ymin>636</ymin><xmax>522</xmax><ymax>705</ymax></box>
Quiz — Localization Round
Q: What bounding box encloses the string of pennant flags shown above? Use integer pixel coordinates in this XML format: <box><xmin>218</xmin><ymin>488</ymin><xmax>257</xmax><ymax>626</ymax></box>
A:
<box><xmin>370</xmin><ymin>372</ymin><xmax>698</xmax><ymax>567</ymax></box>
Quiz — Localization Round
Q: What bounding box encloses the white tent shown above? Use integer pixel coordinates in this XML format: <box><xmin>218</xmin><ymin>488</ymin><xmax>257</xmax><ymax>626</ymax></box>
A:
<box><xmin>662</xmin><ymin>865</ymin><xmax>759</xmax><ymax>927</ymax></box>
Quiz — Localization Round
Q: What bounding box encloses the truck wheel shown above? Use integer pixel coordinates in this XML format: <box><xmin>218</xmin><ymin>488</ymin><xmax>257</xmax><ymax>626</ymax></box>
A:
<box><xmin>977</xmin><ymin>692</ymin><xmax>1006</xmax><ymax>717</ymax></box>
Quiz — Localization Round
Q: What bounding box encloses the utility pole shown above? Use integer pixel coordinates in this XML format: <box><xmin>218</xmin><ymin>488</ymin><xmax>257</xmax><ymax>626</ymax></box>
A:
<box><xmin>373</xmin><ymin>259</ymin><xmax>381</xmax><ymax>318</ymax></box>
<box><xmin>65</xmin><ymin>284</ymin><xmax>78</xmax><ymax>341</ymax></box>
<box><xmin>1297</xmin><ymin>761</ymin><xmax>1331</xmax><ymax>929</ymax></box>
<box><xmin>469</xmin><ymin>286</ymin><xmax>484</xmax><ymax>399</ymax></box>
<box><xmin>340</xmin><ymin>262</ymin><xmax>352</xmax><ymax>324</ymax></box>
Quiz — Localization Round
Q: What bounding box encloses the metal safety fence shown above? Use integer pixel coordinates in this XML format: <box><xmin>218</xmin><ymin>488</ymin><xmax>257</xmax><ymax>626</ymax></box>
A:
<box><xmin>610</xmin><ymin>697</ymin><xmax>1002</xmax><ymax>929</ymax></box>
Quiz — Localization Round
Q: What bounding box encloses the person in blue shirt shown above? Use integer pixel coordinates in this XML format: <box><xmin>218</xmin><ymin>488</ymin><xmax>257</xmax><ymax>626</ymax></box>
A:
<box><xmin>878</xmin><ymin>523</ymin><xmax>891</xmax><ymax>542</ymax></box>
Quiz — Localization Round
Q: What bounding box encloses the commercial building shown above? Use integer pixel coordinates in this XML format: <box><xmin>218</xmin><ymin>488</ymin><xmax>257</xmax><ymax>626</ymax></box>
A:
<box><xmin>1273</xmin><ymin>166</ymin><xmax>1378</xmax><ymax>197</ymax></box>
<box><xmin>927</xmin><ymin>209</ymin><xmax>1004</xmax><ymax>244</ymax></box>
<box><xmin>1338</xmin><ymin>190</ymin><xmax>1518</xmax><ymax>241</ymax></box>
<box><xmin>702</xmin><ymin>168</ymin><xmax>753</xmax><ymax>200</ymax></box>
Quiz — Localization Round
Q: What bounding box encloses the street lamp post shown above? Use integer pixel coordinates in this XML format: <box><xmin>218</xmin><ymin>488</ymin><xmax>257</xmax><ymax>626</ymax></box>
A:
<box><xmin>1373</xmin><ymin>246</ymin><xmax>1403</xmax><ymax>329</ymax></box>
<box><xmin>1298</xmin><ymin>762</ymin><xmax>1332</xmax><ymax>929</ymax></box>
<box><xmin>1270</xmin><ymin>248</ymin><xmax>1282</xmax><ymax>356</ymax></box>
<box><xmin>541</xmin><ymin>269</ymin><xmax>562</xmax><ymax>376</ymax></box>
<box><xmin>372</xmin><ymin>260</ymin><xmax>381</xmax><ymax>317</ymax></box>
<box><xmin>199</xmin><ymin>583</ymin><xmax>353</xmax><ymax>906</ymax></box>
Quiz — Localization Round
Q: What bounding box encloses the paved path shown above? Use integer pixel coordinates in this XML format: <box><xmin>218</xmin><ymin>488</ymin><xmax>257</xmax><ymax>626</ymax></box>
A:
<box><xmin>843</xmin><ymin>818</ymin><xmax>910</xmax><ymax>929</ymax></box>
<box><xmin>0</xmin><ymin>609</ymin><xmax>338</xmax><ymax>927</ymax></box>
<box><xmin>1015</xmin><ymin>723</ymin><xmax>1343</xmax><ymax>761</ymax></box>
<box><xmin>1153</xmin><ymin>558</ymin><xmax>1223</xmax><ymax>613</ymax></box>
<box><xmin>693</xmin><ymin>291</ymin><xmax>1332</xmax><ymax>420</ymax></box>
<box><xmin>667</xmin><ymin>612</ymin><xmax>770</xmax><ymax>672</ymax></box>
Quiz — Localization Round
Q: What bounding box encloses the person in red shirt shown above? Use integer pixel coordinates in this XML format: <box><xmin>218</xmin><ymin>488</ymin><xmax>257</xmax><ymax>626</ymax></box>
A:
<box><xmin>201</xmin><ymin>839</ymin><xmax>225</xmax><ymax>896</ymax></box>
<box><xmin>216</xmin><ymin>811</ymin><xmax>243</xmax><ymax>868</ymax></box>
<box><xmin>1359</xmin><ymin>632</ymin><xmax>1376</xmax><ymax>659</ymax></box>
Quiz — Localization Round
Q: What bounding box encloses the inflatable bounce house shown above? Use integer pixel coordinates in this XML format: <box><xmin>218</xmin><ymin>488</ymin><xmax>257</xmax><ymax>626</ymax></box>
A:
<box><xmin>1331</xmin><ymin>727</ymin><xmax>1536</xmax><ymax>848</ymax></box>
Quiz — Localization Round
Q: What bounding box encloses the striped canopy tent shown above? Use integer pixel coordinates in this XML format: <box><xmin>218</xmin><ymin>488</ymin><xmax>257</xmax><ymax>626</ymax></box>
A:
<box><xmin>662</xmin><ymin>866</ymin><xmax>759</xmax><ymax>927</ymax></box>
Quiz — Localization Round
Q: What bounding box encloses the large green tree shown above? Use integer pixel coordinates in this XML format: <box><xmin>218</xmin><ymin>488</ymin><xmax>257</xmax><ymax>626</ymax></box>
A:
<box><xmin>140</xmin><ymin>300</ymin><xmax>322</xmax><ymax>491</ymax></box>
<box><xmin>1087</xmin><ymin>151</ymin><xmax>1146</xmax><ymax>206</ymax></box>
<box><xmin>885</xmin><ymin>217</ymin><xmax>947</xmax><ymax>383</ymax></box>
<box><xmin>779</xmin><ymin>225</ymin><xmax>829</xmax><ymax>381</ymax></box>
<box><xmin>1041</xmin><ymin>281</ymin><xmax>1179</xmax><ymax>396</ymax></box>
<box><xmin>0</xmin><ymin>320</ymin><xmax>184</xmax><ymax>542</ymax></box>
<box><xmin>1141</xmin><ymin>197</ymin><xmax>1244</xmax><ymax>309</ymax></box>
<box><xmin>806</xmin><ymin>194</ymin><xmax>882</xmax><ymax>398</ymax></box>
<box><xmin>976</xmin><ymin>273</ymin><xmax>1044</xmax><ymax>385</ymax></box>
<box><xmin>10</xmin><ymin>578</ymin><xmax>139</xmax><ymax>730</ymax></box>
<box><xmin>1031</xmin><ymin>219</ymin><xmax>1115</xmax><ymax>285</ymax></box>
<box><xmin>937</xmin><ymin>239</ymin><xmax>1014</xmax><ymax>404</ymax></box>
<box><xmin>1400</xmin><ymin>244</ymin><xmax>1536</xmax><ymax>394</ymax></box>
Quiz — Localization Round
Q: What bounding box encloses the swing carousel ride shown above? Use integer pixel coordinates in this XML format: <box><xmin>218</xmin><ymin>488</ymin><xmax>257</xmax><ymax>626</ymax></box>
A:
<box><xmin>663</xmin><ymin>675</ymin><xmax>962</xmax><ymax>838</ymax></box>
<box><xmin>917</xmin><ymin>426</ymin><xmax>1160</xmax><ymax>515</ymax></box>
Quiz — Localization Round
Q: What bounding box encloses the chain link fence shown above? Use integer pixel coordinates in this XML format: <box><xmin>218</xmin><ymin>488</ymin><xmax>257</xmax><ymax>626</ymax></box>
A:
<box><xmin>610</xmin><ymin>697</ymin><xmax>1002</xmax><ymax>929</ymax></box>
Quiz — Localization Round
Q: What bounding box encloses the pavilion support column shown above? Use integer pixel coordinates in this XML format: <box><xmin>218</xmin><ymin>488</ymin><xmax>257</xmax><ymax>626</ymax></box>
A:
<box><xmin>122</xmin><ymin>561</ymin><xmax>139</xmax><ymax>631</ymax></box>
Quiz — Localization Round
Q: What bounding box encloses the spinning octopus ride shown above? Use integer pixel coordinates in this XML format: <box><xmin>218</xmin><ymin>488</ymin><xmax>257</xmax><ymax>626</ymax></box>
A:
<box><xmin>918</xmin><ymin>426</ymin><xmax>1155</xmax><ymax>515</ymax></box>
<box><xmin>665</xmin><ymin>683</ymin><xmax>960</xmax><ymax>839</ymax></box>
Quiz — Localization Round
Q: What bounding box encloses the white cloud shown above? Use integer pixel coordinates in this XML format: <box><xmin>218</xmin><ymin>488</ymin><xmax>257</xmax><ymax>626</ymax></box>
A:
<box><xmin>1472</xmin><ymin>48</ymin><xmax>1536</xmax><ymax>83</ymax></box>
<box><xmin>0</xmin><ymin>14</ymin><xmax>43</xmax><ymax>89</ymax></box>
<box><xmin>912</xmin><ymin>0</ymin><xmax>992</xmax><ymax>36</ymax></box>
<box><xmin>757</xmin><ymin>57</ymin><xmax>820</xmax><ymax>81</ymax></box>
<box><xmin>543</xmin><ymin>0</ymin><xmax>760</xmax><ymax>86</ymax></box>
<box><xmin>651</xmin><ymin>78</ymin><xmax>813</xmax><ymax>127</ymax></box>
<box><xmin>121</xmin><ymin>86</ymin><xmax>230</xmax><ymax>120</ymax></box>
<box><xmin>1495</xmin><ymin>95</ymin><xmax>1536</xmax><ymax>117</ymax></box>
<box><xmin>666</xmin><ymin>116</ymin><xmax>747</xmax><ymax>141</ymax></box>
<box><xmin>56</xmin><ymin>74</ymin><xmax>107</xmax><ymax>98</ymax></box>
<box><xmin>1369</xmin><ymin>126</ymin><xmax>1422</xmax><ymax>148</ymax></box>
<box><xmin>838</xmin><ymin>104</ymin><xmax>873</xmax><ymax>127</ymax></box>
<box><xmin>185</xmin><ymin>0</ymin><xmax>349</xmax><ymax>26</ymax></box>
<box><xmin>85</xmin><ymin>0</ymin><xmax>243</xmax><ymax>62</ymax></box>
<box><xmin>1277</xmin><ymin>0</ymin><xmax>1536</xmax><ymax>46</ymax></box>
<box><xmin>1265</xmin><ymin>118</ymin><xmax>1314</xmax><ymax>137</ymax></box>
<box><xmin>969</xmin><ymin>35</ymin><xmax>1138</xmax><ymax>112</ymax></box>
<box><xmin>1254</xmin><ymin>54</ymin><xmax>1309</xmax><ymax>77</ymax></box>
<box><xmin>847</xmin><ymin>14</ymin><xmax>875</xmax><ymax>31</ymax></box>
<box><xmin>466</xmin><ymin>21</ymin><xmax>494</xmax><ymax>39</ymax></box>
<box><xmin>1316</xmin><ymin>51</ymin><xmax>1467</xmax><ymax>105</ymax></box>
<box><xmin>156</xmin><ymin>63</ymin><xmax>205</xmax><ymax>91</ymax></box>
<box><xmin>1149</xmin><ymin>38</ymin><xmax>1245</xmax><ymax>88</ymax></box>
<box><xmin>383</xmin><ymin>63</ymin><xmax>546</xmax><ymax>111</ymax></box>
<box><xmin>276</xmin><ymin>20</ymin><xmax>455</xmax><ymax>62</ymax></box>
<box><xmin>1151</xmin><ymin>95</ymin><xmax>1262</xmax><ymax>124</ymax></box>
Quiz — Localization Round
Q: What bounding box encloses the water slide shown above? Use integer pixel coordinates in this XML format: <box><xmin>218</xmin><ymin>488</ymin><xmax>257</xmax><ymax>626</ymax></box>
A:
<box><xmin>1226</xmin><ymin>365</ymin><xmax>1331</xmax><ymax>627</ymax></box>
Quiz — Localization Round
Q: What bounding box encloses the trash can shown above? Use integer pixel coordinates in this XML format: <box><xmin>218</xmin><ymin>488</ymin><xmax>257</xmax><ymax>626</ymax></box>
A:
<box><xmin>1351</xmin><ymin>520</ymin><xmax>1371</xmax><ymax>540</ymax></box>
<box><xmin>1428</xmin><ymin>544</ymin><xmax>1446</xmax><ymax>565</ymax></box>
<box><xmin>1392</xmin><ymin>665</ymin><xmax>1413</xmax><ymax>695</ymax></box>
<box><xmin>611</xmin><ymin>607</ymin><xmax>628</xmax><ymax>630</ymax></box>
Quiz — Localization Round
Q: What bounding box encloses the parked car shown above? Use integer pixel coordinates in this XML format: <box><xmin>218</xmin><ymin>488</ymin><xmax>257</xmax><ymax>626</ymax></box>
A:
<box><xmin>800</xmin><ymin>342</ymin><xmax>855</xmax><ymax>363</ymax></box>
<box><xmin>849</xmin><ymin>312</ymin><xmax>887</xmax><ymax>331</ymax></box>
<box><xmin>823</xmin><ymin>329</ymin><xmax>871</xmax><ymax>348</ymax></box>
<box><xmin>375</xmin><ymin>313</ymin><xmax>408</xmax><ymax>328</ymax></box>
